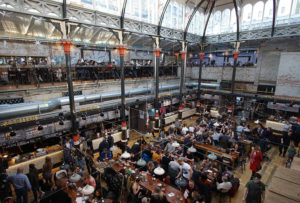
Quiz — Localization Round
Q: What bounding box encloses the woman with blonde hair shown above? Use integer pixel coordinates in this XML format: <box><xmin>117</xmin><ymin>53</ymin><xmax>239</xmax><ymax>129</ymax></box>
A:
<box><xmin>249</xmin><ymin>146</ymin><xmax>263</xmax><ymax>179</ymax></box>
<box><xmin>43</xmin><ymin>156</ymin><xmax>53</xmax><ymax>183</ymax></box>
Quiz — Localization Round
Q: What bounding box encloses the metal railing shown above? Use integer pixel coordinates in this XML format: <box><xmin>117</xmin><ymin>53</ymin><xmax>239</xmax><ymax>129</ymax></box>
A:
<box><xmin>0</xmin><ymin>64</ymin><xmax>178</xmax><ymax>88</ymax></box>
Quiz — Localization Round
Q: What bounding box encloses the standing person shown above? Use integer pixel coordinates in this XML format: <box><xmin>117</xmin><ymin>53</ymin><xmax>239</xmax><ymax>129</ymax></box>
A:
<box><xmin>42</xmin><ymin>157</ymin><xmax>53</xmax><ymax>184</ymax></box>
<box><xmin>249</xmin><ymin>146</ymin><xmax>263</xmax><ymax>179</ymax></box>
<box><xmin>243</xmin><ymin>173</ymin><xmax>265</xmax><ymax>203</ymax></box>
<box><xmin>178</xmin><ymin>157</ymin><xmax>193</xmax><ymax>181</ymax></box>
<box><xmin>279</xmin><ymin>130</ymin><xmax>292</xmax><ymax>157</ymax></box>
<box><xmin>7</xmin><ymin>167</ymin><xmax>31</xmax><ymax>203</ymax></box>
<box><xmin>28</xmin><ymin>164</ymin><xmax>39</xmax><ymax>202</ymax></box>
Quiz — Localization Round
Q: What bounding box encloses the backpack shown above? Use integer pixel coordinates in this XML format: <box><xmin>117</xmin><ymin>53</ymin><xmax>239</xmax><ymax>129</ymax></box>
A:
<box><xmin>229</xmin><ymin>178</ymin><xmax>240</xmax><ymax>197</ymax></box>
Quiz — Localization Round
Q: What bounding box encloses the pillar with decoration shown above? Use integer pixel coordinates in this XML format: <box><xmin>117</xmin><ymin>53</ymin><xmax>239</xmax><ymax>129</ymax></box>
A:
<box><xmin>61</xmin><ymin>41</ymin><xmax>77</xmax><ymax>134</ymax></box>
<box><xmin>231</xmin><ymin>51</ymin><xmax>240</xmax><ymax>93</ymax></box>
<box><xmin>117</xmin><ymin>45</ymin><xmax>127</xmax><ymax>146</ymax></box>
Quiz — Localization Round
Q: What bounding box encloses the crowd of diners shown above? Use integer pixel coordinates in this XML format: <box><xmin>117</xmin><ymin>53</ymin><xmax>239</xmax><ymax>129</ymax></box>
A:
<box><xmin>3</xmin><ymin>106</ymin><xmax>299</xmax><ymax>203</ymax></box>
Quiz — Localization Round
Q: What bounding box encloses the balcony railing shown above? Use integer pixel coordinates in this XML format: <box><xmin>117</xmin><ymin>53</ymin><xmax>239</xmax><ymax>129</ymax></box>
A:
<box><xmin>0</xmin><ymin>65</ymin><xmax>178</xmax><ymax>88</ymax></box>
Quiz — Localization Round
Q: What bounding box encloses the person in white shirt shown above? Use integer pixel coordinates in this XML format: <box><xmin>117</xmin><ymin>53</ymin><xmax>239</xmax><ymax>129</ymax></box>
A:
<box><xmin>217</xmin><ymin>176</ymin><xmax>232</xmax><ymax>193</ymax></box>
<box><xmin>178</xmin><ymin>157</ymin><xmax>193</xmax><ymax>180</ymax></box>
<box><xmin>188</xmin><ymin>125</ymin><xmax>195</xmax><ymax>133</ymax></box>
<box><xmin>182</xmin><ymin>125</ymin><xmax>189</xmax><ymax>135</ymax></box>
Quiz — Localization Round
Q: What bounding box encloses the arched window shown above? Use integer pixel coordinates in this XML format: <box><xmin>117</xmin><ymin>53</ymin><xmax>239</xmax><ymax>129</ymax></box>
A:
<box><xmin>252</xmin><ymin>1</ymin><xmax>264</xmax><ymax>29</ymax></box>
<box><xmin>241</xmin><ymin>4</ymin><xmax>252</xmax><ymax>30</ymax></box>
<box><xmin>212</xmin><ymin>11</ymin><xmax>221</xmax><ymax>34</ymax></box>
<box><xmin>221</xmin><ymin>9</ymin><xmax>230</xmax><ymax>33</ymax></box>
<box><xmin>199</xmin><ymin>13</ymin><xmax>205</xmax><ymax>35</ymax></box>
<box><xmin>162</xmin><ymin>1</ymin><xmax>184</xmax><ymax>30</ymax></box>
<box><xmin>276</xmin><ymin>0</ymin><xmax>292</xmax><ymax>25</ymax></box>
<box><xmin>291</xmin><ymin>0</ymin><xmax>300</xmax><ymax>24</ymax></box>
<box><xmin>205</xmin><ymin>12</ymin><xmax>214</xmax><ymax>35</ymax></box>
<box><xmin>94</xmin><ymin>0</ymin><xmax>123</xmax><ymax>15</ymax></box>
<box><xmin>230</xmin><ymin>8</ymin><xmax>237</xmax><ymax>32</ymax></box>
<box><xmin>263</xmin><ymin>0</ymin><xmax>273</xmax><ymax>27</ymax></box>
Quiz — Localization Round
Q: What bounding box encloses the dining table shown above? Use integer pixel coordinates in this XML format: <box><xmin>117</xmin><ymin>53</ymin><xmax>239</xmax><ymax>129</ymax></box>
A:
<box><xmin>139</xmin><ymin>172</ymin><xmax>185</xmax><ymax>203</ymax></box>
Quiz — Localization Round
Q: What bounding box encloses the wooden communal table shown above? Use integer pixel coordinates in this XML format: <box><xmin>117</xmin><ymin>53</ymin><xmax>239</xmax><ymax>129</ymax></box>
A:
<box><xmin>140</xmin><ymin>173</ymin><xmax>185</xmax><ymax>203</ymax></box>
<box><xmin>94</xmin><ymin>159</ymin><xmax>184</xmax><ymax>203</ymax></box>
<box><xmin>174</xmin><ymin>138</ymin><xmax>239</xmax><ymax>168</ymax></box>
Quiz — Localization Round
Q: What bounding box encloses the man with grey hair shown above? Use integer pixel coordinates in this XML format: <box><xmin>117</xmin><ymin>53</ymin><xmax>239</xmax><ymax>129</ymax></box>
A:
<box><xmin>8</xmin><ymin>167</ymin><xmax>31</xmax><ymax>203</ymax></box>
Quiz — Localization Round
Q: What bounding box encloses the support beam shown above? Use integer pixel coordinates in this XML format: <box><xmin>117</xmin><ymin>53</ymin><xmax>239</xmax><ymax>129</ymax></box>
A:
<box><xmin>202</xmin><ymin>0</ymin><xmax>216</xmax><ymax>40</ymax></box>
<box><xmin>179</xmin><ymin>41</ymin><xmax>187</xmax><ymax>104</ymax></box>
<box><xmin>271</xmin><ymin>0</ymin><xmax>277</xmax><ymax>37</ymax></box>
<box><xmin>232</xmin><ymin>0</ymin><xmax>240</xmax><ymax>41</ymax></box>
<box><xmin>120</xmin><ymin>0</ymin><xmax>127</xmax><ymax>29</ymax></box>
<box><xmin>158</xmin><ymin>0</ymin><xmax>171</xmax><ymax>36</ymax></box>
<box><xmin>117</xmin><ymin>45</ymin><xmax>127</xmax><ymax>144</ymax></box>
<box><xmin>198</xmin><ymin>53</ymin><xmax>205</xmax><ymax>100</ymax></box>
<box><xmin>184</xmin><ymin>0</ymin><xmax>206</xmax><ymax>40</ymax></box>
<box><xmin>231</xmin><ymin>41</ymin><xmax>240</xmax><ymax>93</ymax></box>
<box><xmin>61</xmin><ymin>41</ymin><xmax>76</xmax><ymax>134</ymax></box>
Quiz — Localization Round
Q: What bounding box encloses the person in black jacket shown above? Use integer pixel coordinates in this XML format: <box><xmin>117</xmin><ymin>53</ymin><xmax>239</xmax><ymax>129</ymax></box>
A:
<box><xmin>279</xmin><ymin>130</ymin><xmax>292</xmax><ymax>157</ymax></box>
<box><xmin>107</xmin><ymin>134</ymin><xmax>114</xmax><ymax>149</ymax></box>
<box><xmin>98</xmin><ymin>139</ymin><xmax>109</xmax><ymax>154</ymax></box>
<box><xmin>28</xmin><ymin>164</ymin><xmax>39</xmax><ymax>202</ymax></box>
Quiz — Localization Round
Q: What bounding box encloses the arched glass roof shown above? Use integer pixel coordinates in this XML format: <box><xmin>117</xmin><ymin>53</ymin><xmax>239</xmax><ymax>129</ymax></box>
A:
<box><xmin>50</xmin><ymin>0</ymin><xmax>300</xmax><ymax>36</ymax></box>
<box><xmin>0</xmin><ymin>0</ymin><xmax>300</xmax><ymax>49</ymax></box>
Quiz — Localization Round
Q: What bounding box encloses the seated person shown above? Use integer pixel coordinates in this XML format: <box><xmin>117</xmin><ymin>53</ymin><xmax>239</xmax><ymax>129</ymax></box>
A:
<box><xmin>129</xmin><ymin>152</ymin><xmax>140</xmax><ymax>165</ymax></box>
<box><xmin>185</xmin><ymin>150</ymin><xmax>195</xmax><ymax>163</ymax></box>
<box><xmin>184</xmin><ymin>134</ymin><xmax>193</xmax><ymax>148</ymax></box>
<box><xmin>217</xmin><ymin>176</ymin><xmax>232</xmax><ymax>193</ymax></box>
<box><xmin>161</xmin><ymin>153</ymin><xmax>171</xmax><ymax>171</ymax></box>
<box><xmin>147</xmin><ymin>161</ymin><xmax>156</xmax><ymax>175</ymax></box>
<box><xmin>130</xmin><ymin>141</ymin><xmax>141</xmax><ymax>154</ymax></box>
<box><xmin>150</xmin><ymin>186</ymin><xmax>168</xmax><ymax>203</ymax></box>
<box><xmin>74</xmin><ymin>166</ymin><xmax>84</xmax><ymax>176</ymax></box>
<box><xmin>201</xmin><ymin>158</ymin><xmax>212</xmax><ymax>170</ymax></box>
<box><xmin>176</xmin><ymin>146</ymin><xmax>184</xmax><ymax>156</ymax></box>
<box><xmin>184</xmin><ymin>180</ymin><xmax>197</xmax><ymax>199</ymax></box>
<box><xmin>164</xmin><ymin>140</ymin><xmax>175</xmax><ymax>153</ymax></box>
<box><xmin>99</xmin><ymin>148</ymin><xmax>113</xmax><ymax>161</ymax></box>
<box><xmin>152</xmin><ymin>150</ymin><xmax>161</xmax><ymax>164</ymax></box>
<box><xmin>83</xmin><ymin>172</ymin><xmax>96</xmax><ymax>189</ymax></box>
<box><xmin>132</xmin><ymin>177</ymin><xmax>142</xmax><ymax>199</ymax></box>
<box><xmin>98</xmin><ymin>139</ymin><xmax>109</xmax><ymax>154</ymax></box>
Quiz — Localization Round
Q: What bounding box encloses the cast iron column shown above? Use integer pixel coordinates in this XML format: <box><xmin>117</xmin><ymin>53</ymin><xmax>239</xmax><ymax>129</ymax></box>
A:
<box><xmin>154</xmin><ymin>49</ymin><xmax>161</xmax><ymax>134</ymax></box>
<box><xmin>197</xmin><ymin>53</ymin><xmax>205</xmax><ymax>113</ymax></box>
<box><xmin>197</xmin><ymin>53</ymin><xmax>205</xmax><ymax>100</ymax></box>
<box><xmin>231</xmin><ymin>52</ymin><xmax>240</xmax><ymax>93</ymax></box>
<box><xmin>118</xmin><ymin>45</ymin><xmax>127</xmax><ymax>144</ymax></box>
<box><xmin>154</xmin><ymin>49</ymin><xmax>161</xmax><ymax>109</ymax></box>
<box><xmin>62</xmin><ymin>41</ymin><xmax>76</xmax><ymax>134</ymax></box>
<box><xmin>179</xmin><ymin>51</ymin><xmax>186</xmax><ymax>104</ymax></box>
